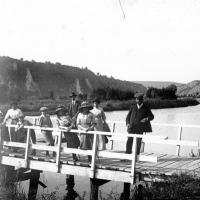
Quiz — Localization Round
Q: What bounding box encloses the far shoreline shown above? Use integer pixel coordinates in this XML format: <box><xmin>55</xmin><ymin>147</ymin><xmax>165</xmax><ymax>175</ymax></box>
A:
<box><xmin>0</xmin><ymin>97</ymin><xmax>199</xmax><ymax>116</ymax></box>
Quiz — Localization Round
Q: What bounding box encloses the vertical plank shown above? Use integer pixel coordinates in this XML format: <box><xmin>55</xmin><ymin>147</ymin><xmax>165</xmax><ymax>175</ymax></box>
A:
<box><xmin>28</xmin><ymin>170</ymin><xmax>40</xmax><ymax>200</ymax></box>
<box><xmin>8</xmin><ymin>126</ymin><xmax>12</xmax><ymax>141</ymax></box>
<box><xmin>90</xmin><ymin>179</ymin><xmax>99</xmax><ymax>200</ymax></box>
<box><xmin>110</xmin><ymin>122</ymin><xmax>115</xmax><ymax>150</ymax></box>
<box><xmin>130</xmin><ymin>135</ymin><xmax>137</xmax><ymax>184</ymax></box>
<box><xmin>24</xmin><ymin>128</ymin><xmax>31</xmax><ymax>168</ymax></box>
<box><xmin>176</xmin><ymin>126</ymin><xmax>182</xmax><ymax>156</ymax></box>
<box><xmin>0</xmin><ymin>124</ymin><xmax>3</xmax><ymax>162</ymax></box>
<box><xmin>90</xmin><ymin>132</ymin><xmax>98</xmax><ymax>179</ymax></box>
<box><xmin>56</xmin><ymin>131</ymin><xmax>62</xmax><ymax>172</ymax></box>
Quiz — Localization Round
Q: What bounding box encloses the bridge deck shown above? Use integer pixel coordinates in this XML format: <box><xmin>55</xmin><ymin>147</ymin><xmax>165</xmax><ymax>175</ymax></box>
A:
<box><xmin>1</xmin><ymin>148</ymin><xmax>200</xmax><ymax>183</ymax></box>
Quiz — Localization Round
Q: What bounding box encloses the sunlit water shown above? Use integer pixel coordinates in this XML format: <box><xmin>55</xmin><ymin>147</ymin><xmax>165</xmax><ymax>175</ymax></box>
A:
<box><xmin>2</xmin><ymin>105</ymin><xmax>200</xmax><ymax>199</ymax></box>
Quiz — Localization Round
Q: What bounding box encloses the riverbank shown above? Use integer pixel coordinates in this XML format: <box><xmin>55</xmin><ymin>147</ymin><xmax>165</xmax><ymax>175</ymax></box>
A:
<box><xmin>102</xmin><ymin>97</ymin><xmax>199</xmax><ymax>111</ymax></box>
<box><xmin>0</xmin><ymin>97</ymin><xmax>198</xmax><ymax>116</ymax></box>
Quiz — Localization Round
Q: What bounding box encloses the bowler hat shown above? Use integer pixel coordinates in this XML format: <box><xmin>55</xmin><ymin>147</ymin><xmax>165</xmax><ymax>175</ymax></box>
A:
<box><xmin>134</xmin><ymin>93</ymin><xmax>144</xmax><ymax>99</ymax></box>
<box><xmin>69</xmin><ymin>92</ymin><xmax>77</xmax><ymax>98</ymax></box>
<box><xmin>93</xmin><ymin>98</ymin><xmax>100</xmax><ymax>104</ymax></box>
<box><xmin>39</xmin><ymin>107</ymin><xmax>48</xmax><ymax>112</ymax></box>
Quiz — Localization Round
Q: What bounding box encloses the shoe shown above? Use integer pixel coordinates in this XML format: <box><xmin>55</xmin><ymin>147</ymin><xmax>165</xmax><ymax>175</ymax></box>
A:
<box><xmin>53</xmin><ymin>152</ymin><xmax>56</xmax><ymax>157</ymax></box>
<box><xmin>121</xmin><ymin>159</ymin><xmax>129</xmax><ymax>162</ymax></box>
<box><xmin>30</xmin><ymin>149</ymin><xmax>36</xmax><ymax>156</ymax></box>
<box><xmin>72</xmin><ymin>154</ymin><xmax>78</xmax><ymax>162</ymax></box>
<box><xmin>46</xmin><ymin>151</ymin><xmax>50</xmax><ymax>157</ymax></box>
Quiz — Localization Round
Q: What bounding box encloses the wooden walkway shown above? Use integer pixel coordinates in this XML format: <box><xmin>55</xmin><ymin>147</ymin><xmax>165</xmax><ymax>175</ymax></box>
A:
<box><xmin>0</xmin><ymin>121</ymin><xmax>200</xmax><ymax>199</ymax></box>
<box><xmin>1</xmin><ymin>149</ymin><xmax>200</xmax><ymax>181</ymax></box>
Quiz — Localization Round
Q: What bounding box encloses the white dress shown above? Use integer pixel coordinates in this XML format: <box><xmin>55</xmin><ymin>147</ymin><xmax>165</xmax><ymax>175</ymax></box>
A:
<box><xmin>90</xmin><ymin>107</ymin><xmax>106</xmax><ymax>150</ymax></box>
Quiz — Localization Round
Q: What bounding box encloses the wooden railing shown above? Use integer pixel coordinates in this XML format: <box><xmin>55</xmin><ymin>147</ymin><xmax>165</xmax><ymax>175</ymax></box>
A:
<box><xmin>0</xmin><ymin>122</ymin><xmax>199</xmax><ymax>184</ymax></box>
<box><xmin>107</xmin><ymin>121</ymin><xmax>200</xmax><ymax>156</ymax></box>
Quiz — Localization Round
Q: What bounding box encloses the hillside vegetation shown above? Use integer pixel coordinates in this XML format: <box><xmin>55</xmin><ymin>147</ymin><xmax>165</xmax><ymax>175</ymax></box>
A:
<box><xmin>0</xmin><ymin>56</ymin><xmax>146</xmax><ymax>103</ymax></box>
<box><xmin>134</xmin><ymin>81</ymin><xmax>182</xmax><ymax>89</ymax></box>
<box><xmin>177</xmin><ymin>80</ymin><xmax>200</xmax><ymax>97</ymax></box>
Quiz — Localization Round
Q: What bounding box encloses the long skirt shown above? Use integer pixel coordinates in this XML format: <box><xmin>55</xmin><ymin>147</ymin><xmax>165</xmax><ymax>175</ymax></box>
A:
<box><xmin>79</xmin><ymin>134</ymin><xmax>93</xmax><ymax>150</ymax></box>
<box><xmin>63</xmin><ymin>132</ymin><xmax>80</xmax><ymax>148</ymax></box>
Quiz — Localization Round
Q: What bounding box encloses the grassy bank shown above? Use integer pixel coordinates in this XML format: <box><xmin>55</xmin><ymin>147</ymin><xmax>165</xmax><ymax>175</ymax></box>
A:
<box><xmin>1</xmin><ymin>167</ymin><xmax>200</xmax><ymax>200</ymax></box>
<box><xmin>0</xmin><ymin>97</ymin><xmax>199</xmax><ymax>115</ymax></box>
<box><xmin>102</xmin><ymin>97</ymin><xmax>199</xmax><ymax>111</ymax></box>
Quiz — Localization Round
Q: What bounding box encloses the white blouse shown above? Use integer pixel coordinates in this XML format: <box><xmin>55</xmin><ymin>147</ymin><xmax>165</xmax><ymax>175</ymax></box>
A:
<box><xmin>3</xmin><ymin>108</ymin><xmax>23</xmax><ymax>123</ymax></box>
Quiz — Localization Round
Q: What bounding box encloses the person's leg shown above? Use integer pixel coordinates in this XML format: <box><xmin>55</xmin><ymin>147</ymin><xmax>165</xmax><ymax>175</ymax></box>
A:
<box><xmin>136</xmin><ymin>132</ymin><xmax>143</xmax><ymax>155</ymax></box>
<box><xmin>29</xmin><ymin>130</ymin><xmax>36</xmax><ymax>156</ymax></box>
<box><xmin>126</xmin><ymin>135</ymin><xmax>133</xmax><ymax>154</ymax></box>
<box><xmin>43</xmin><ymin>131</ymin><xmax>52</xmax><ymax>157</ymax></box>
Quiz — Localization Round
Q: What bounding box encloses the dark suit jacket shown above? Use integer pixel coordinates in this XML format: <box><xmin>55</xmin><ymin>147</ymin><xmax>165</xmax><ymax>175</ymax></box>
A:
<box><xmin>68</xmin><ymin>100</ymin><xmax>80</xmax><ymax>118</ymax></box>
<box><xmin>126</xmin><ymin>103</ymin><xmax>154</xmax><ymax>133</ymax></box>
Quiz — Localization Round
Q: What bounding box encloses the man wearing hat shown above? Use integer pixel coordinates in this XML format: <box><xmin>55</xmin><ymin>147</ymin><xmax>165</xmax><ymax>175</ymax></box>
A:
<box><xmin>125</xmin><ymin>93</ymin><xmax>154</xmax><ymax>155</ymax></box>
<box><xmin>67</xmin><ymin>92</ymin><xmax>81</xmax><ymax>121</ymax></box>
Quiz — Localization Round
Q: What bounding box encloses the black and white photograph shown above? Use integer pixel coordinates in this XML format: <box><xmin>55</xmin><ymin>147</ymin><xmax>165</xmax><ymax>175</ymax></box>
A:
<box><xmin>0</xmin><ymin>0</ymin><xmax>200</xmax><ymax>199</ymax></box>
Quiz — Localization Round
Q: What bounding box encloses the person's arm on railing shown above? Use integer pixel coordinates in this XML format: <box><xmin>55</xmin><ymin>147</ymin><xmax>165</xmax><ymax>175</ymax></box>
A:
<box><xmin>126</xmin><ymin>106</ymin><xmax>133</xmax><ymax>131</ymax></box>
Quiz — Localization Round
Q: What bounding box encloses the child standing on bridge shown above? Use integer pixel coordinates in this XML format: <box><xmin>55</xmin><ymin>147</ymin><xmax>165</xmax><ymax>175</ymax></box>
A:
<box><xmin>38</xmin><ymin>107</ymin><xmax>55</xmax><ymax>157</ymax></box>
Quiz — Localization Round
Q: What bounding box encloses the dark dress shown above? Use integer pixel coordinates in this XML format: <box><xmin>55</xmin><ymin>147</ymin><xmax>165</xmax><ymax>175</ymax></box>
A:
<box><xmin>56</xmin><ymin>115</ymin><xmax>80</xmax><ymax>148</ymax></box>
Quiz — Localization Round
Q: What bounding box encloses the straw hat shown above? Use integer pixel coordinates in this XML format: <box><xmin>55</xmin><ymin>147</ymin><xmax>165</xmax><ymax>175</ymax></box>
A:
<box><xmin>79</xmin><ymin>101</ymin><xmax>92</xmax><ymax>110</ymax></box>
<box><xmin>55</xmin><ymin>105</ymin><xmax>67</xmax><ymax>114</ymax></box>
<box><xmin>39</xmin><ymin>107</ymin><xmax>48</xmax><ymax>112</ymax></box>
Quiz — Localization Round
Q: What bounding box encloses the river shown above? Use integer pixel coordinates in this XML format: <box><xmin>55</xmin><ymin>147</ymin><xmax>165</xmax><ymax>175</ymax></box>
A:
<box><xmin>3</xmin><ymin>104</ymin><xmax>200</xmax><ymax>199</ymax></box>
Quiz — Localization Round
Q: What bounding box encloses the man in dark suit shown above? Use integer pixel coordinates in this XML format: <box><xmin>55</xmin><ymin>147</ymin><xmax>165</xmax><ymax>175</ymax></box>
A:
<box><xmin>67</xmin><ymin>92</ymin><xmax>81</xmax><ymax>120</ymax></box>
<box><xmin>126</xmin><ymin>93</ymin><xmax>154</xmax><ymax>155</ymax></box>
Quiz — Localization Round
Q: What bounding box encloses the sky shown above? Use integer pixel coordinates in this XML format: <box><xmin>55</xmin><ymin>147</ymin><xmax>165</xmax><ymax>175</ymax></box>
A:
<box><xmin>0</xmin><ymin>0</ymin><xmax>200</xmax><ymax>83</ymax></box>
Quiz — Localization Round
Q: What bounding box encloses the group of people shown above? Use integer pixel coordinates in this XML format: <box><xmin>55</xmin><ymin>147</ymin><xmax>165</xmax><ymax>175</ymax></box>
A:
<box><xmin>0</xmin><ymin>92</ymin><xmax>109</xmax><ymax>162</ymax></box>
<box><xmin>0</xmin><ymin>91</ymin><xmax>154</xmax><ymax>162</ymax></box>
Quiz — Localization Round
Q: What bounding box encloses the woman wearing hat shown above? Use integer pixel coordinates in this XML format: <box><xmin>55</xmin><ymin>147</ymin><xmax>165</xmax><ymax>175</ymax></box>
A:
<box><xmin>55</xmin><ymin>105</ymin><xmax>80</xmax><ymax>161</ymax></box>
<box><xmin>90</xmin><ymin>98</ymin><xmax>107</xmax><ymax>150</ymax></box>
<box><xmin>76</xmin><ymin>101</ymin><xmax>96</xmax><ymax>162</ymax></box>
<box><xmin>3</xmin><ymin>101</ymin><xmax>23</xmax><ymax>146</ymax></box>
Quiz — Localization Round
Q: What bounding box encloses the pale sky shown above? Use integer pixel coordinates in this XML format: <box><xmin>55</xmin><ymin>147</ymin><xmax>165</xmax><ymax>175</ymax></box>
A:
<box><xmin>0</xmin><ymin>0</ymin><xmax>200</xmax><ymax>83</ymax></box>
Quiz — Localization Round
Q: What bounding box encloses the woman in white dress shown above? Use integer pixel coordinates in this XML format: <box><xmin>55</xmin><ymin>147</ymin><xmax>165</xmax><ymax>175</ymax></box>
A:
<box><xmin>90</xmin><ymin>98</ymin><xmax>106</xmax><ymax>150</ymax></box>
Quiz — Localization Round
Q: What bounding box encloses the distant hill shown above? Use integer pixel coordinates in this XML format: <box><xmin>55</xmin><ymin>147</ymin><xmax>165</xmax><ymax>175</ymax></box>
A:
<box><xmin>177</xmin><ymin>80</ymin><xmax>200</xmax><ymax>97</ymax></box>
<box><xmin>0</xmin><ymin>56</ymin><xmax>146</xmax><ymax>103</ymax></box>
<box><xmin>134</xmin><ymin>81</ymin><xmax>182</xmax><ymax>89</ymax></box>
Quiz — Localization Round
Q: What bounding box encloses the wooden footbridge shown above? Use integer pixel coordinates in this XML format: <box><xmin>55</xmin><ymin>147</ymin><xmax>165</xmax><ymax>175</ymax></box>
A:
<box><xmin>0</xmin><ymin>119</ymin><xmax>200</xmax><ymax>200</ymax></box>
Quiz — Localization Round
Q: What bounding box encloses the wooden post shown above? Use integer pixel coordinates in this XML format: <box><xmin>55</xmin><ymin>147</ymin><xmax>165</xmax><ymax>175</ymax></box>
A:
<box><xmin>90</xmin><ymin>179</ymin><xmax>110</xmax><ymax>200</ymax></box>
<box><xmin>90</xmin><ymin>132</ymin><xmax>98</xmax><ymax>178</ymax></box>
<box><xmin>176</xmin><ymin>126</ymin><xmax>182</xmax><ymax>156</ymax></box>
<box><xmin>28</xmin><ymin>170</ymin><xmax>40</xmax><ymax>200</ymax></box>
<box><xmin>111</xmin><ymin>122</ymin><xmax>116</xmax><ymax>150</ymax></box>
<box><xmin>121</xmin><ymin>135</ymin><xmax>137</xmax><ymax>200</ymax></box>
<box><xmin>90</xmin><ymin>179</ymin><xmax>99</xmax><ymax>200</ymax></box>
<box><xmin>121</xmin><ymin>182</ymin><xmax>130</xmax><ymax>200</ymax></box>
<box><xmin>64</xmin><ymin>174</ymin><xmax>78</xmax><ymax>200</ymax></box>
<box><xmin>24</xmin><ymin>128</ymin><xmax>31</xmax><ymax>168</ymax></box>
<box><xmin>130</xmin><ymin>135</ymin><xmax>138</xmax><ymax>183</ymax></box>
<box><xmin>56</xmin><ymin>131</ymin><xmax>62</xmax><ymax>172</ymax></box>
<box><xmin>8</xmin><ymin>126</ymin><xmax>12</xmax><ymax>141</ymax></box>
<box><xmin>0</xmin><ymin>124</ymin><xmax>3</xmax><ymax>162</ymax></box>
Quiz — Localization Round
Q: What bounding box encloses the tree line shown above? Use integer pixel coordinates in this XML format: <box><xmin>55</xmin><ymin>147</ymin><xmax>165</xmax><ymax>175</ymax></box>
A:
<box><xmin>146</xmin><ymin>84</ymin><xmax>177</xmax><ymax>100</ymax></box>
<box><xmin>90</xmin><ymin>87</ymin><xmax>135</xmax><ymax>101</ymax></box>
